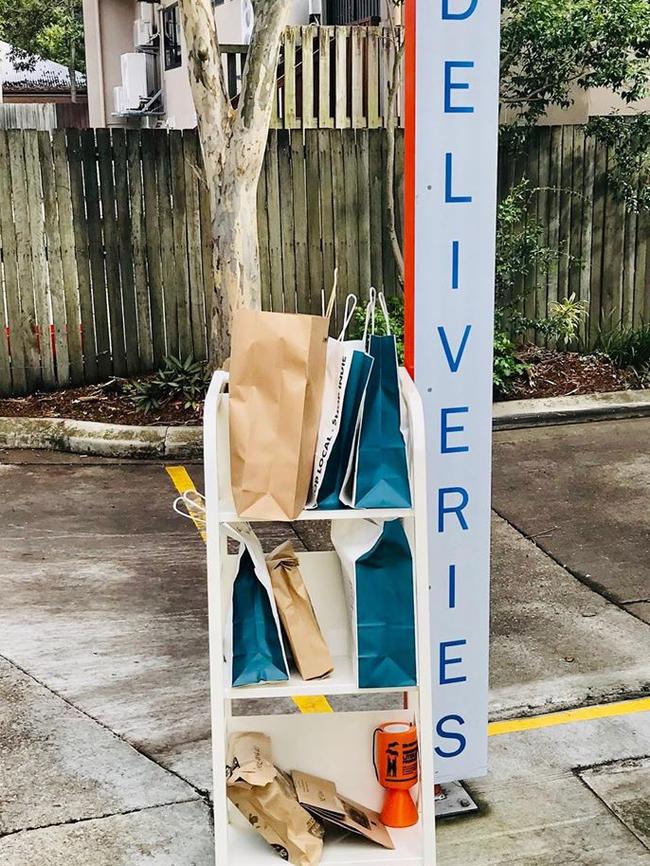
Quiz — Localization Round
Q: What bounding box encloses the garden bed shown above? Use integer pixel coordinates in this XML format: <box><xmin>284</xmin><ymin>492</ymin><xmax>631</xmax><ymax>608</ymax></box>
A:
<box><xmin>0</xmin><ymin>347</ymin><xmax>642</xmax><ymax>424</ymax></box>
<box><xmin>0</xmin><ymin>379</ymin><xmax>202</xmax><ymax>427</ymax></box>
<box><xmin>501</xmin><ymin>346</ymin><xmax>636</xmax><ymax>401</ymax></box>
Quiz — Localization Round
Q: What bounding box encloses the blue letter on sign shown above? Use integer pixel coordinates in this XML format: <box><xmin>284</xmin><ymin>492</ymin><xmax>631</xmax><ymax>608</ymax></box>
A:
<box><xmin>444</xmin><ymin>61</ymin><xmax>475</xmax><ymax>113</ymax></box>
<box><xmin>448</xmin><ymin>564</ymin><xmax>457</xmax><ymax>608</ymax></box>
<box><xmin>440</xmin><ymin>639</ymin><xmax>468</xmax><ymax>684</ymax></box>
<box><xmin>441</xmin><ymin>406</ymin><xmax>469</xmax><ymax>453</ymax></box>
<box><xmin>437</xmin><ymin>324</ymin><xmax>471</xmax><ymax>373</ymax></box>
<box><xmin>438</xmin><ymin>487</ymin><xmax>470</xmax><ymax>532</ymax></box>
<box><xmin>445</xmin><ymin>153</ymin><xmax>472</xmax><ymax>203</ymax></box>
<box><xmin>442</xmin><ymin>0</ymin><xmax>478</xmax><ymax>19</ymax></box>
<box><xmin>451</xmin><ymin>240</ymin><xmax>460</xmax><ymax>289</ymax></box>
<box><xmin>435</xmin><ymin>715</ymin><xmax>467</xmax><ymax>758</ymax></box>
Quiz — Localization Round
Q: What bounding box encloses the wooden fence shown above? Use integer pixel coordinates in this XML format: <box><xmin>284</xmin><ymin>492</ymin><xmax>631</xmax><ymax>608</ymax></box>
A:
<box><xmin>499</xmin><ymin>125</ymin><xmax>650</xmax><ymax>346</ymax></box>
<box><xmin>0</xmin><ymin>125</ymin><xmax>647</xmax><ymax>395</ymax></box>
<box><xmin>0</xmin><ymin>102</ymin><xmax>89</xmax><ymax>131</ymax></box>
<box><xmin>223</xmin><ymin>25</ymin><xmax>404</xmax><ymax>130</ymax></box>
<box><xmin>0</xmin><ymin>127</ymin><xmax>401</xmax><ymax>395</ymax></box>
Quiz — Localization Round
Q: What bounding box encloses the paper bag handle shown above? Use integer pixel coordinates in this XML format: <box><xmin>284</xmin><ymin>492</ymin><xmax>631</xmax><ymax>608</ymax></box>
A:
<box><xmin>377</xmin><ymin>291</ymin><xmax>392</xmax><ymax>336</ymax></box>
<box><xmin>363</xmin><ymin>287</ymin><xmax>377</xmax><ymax>345</ymax></box>
<box><xmin>324</xmin><ymin>267</ymin><xmax>338</xmax><ymax>319</ymax></box>
<box><xmin>338</xmin><ymin>294</ymin><xmax>358</xmax><ymax>341</ymax></box>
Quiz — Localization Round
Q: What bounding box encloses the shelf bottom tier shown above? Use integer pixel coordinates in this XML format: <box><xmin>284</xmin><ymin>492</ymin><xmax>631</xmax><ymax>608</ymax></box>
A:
<box><xmin>228</xmin><ymin>821</ymin><xmax>424</xmax><ymax>865</ymax></box>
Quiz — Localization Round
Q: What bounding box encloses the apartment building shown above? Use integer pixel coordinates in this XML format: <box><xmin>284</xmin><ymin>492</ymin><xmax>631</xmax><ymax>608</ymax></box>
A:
<box><xmin>82</xmin><ymin>0</ymin><xmax>394</xmax><ymax>128</ymax></box>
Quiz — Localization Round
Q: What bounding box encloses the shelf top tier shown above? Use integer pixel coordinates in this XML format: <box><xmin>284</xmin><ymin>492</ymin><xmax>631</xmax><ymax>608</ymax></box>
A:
<box><xmin>203</xmin><ymin>369</ymin><xmax>423</xmax><ymax>524</ymax></box>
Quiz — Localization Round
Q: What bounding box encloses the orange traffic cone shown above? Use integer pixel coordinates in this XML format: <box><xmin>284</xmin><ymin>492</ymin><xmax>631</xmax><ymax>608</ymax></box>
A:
<box><xmin>373</xmin><ymin>722</ymin><xmax>419</xmax><ymax>828</ymax></box>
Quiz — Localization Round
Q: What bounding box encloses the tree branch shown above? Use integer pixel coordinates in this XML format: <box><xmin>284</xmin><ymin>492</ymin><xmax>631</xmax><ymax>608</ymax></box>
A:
<box><xmin>178</xmin><ymin>0</ymin><xmax>231</xmax><ymax>164</ymax></box>
<box><xmin>500</xmin><ymin>70</ymin><xmax>591</xmax><ymax>107</ymax></box>
<box><xmin>385</xmin><ymin>13</ymin><xmax>405</xmax><ymax>285</ymax></box>
<box><xmin>234</xmin><ymin>0</ymin><xmax>290</xmax><ymax>170</ymax></box>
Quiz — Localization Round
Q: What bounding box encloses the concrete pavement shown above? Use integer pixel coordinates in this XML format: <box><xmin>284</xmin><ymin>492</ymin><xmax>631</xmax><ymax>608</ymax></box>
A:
<box><xmin>493</xmin><ymin>418</ymin><xmax>650</xmax><ymax>622</ymax></box>
<box><xmin>1</xmin><ymin>418</ymin><xmax>649</xmax><ymax>864</ymax></box>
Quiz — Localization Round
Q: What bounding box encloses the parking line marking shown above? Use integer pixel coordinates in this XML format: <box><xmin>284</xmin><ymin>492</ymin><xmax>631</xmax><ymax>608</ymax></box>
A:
<box><xmin>165</xmin><ymin>465</ymin><xmax>333</xmax><ymax>715</ymax></box>
<box><xmin>166</xmin><ymin>465</ymin><xmax>206</xmax><ymax>541</ymax></box>
<box><xmin>488</xmin><ymin>696</ymin><xmax>650</xmax><ymax>737</ymax></box>
<box><xmin>292</xmin><ymin>696</ymin><xmax>335</xmax><ymax>714</ymax></box>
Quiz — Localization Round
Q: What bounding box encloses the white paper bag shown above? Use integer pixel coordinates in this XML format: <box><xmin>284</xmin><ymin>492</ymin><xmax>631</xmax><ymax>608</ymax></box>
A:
<box><xmin>308</xmin><ymin>295</ymin><xmax>374</xmax><ymax>509</ymax></box>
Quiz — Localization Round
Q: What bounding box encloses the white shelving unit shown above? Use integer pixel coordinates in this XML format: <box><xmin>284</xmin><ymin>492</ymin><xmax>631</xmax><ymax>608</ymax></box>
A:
<box><xmin>203</xmin><ymin>368</ymin><xmax>437</xmax><ymax>866</ymax></box>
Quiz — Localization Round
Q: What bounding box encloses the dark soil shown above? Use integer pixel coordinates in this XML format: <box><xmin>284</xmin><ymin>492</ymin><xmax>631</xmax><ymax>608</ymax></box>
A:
<box><xmin>0</xmin><ymin>348</ymin><xmax>640</xmax><ymax>423</ymax></box>
<box><xmin>0</xmin><ymin>378</ymin><xmax>202</xmax><ymax>426</ymax></box>
<box><xmin>502</xmin><ymin>345</ymin><xmax>635</xmax><ymax>401</ymax></box>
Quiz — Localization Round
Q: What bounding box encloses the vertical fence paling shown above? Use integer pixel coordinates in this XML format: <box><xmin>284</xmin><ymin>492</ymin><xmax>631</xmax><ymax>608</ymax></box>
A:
<box><xmin>0</xmin><ymin>125</ymin><xmax>647</xmax><ymax>396</ymax></box>
<box><xmin>221</xmin><ymin>26</ymin><xmax>401</xmax><ymax>130</ymax></box>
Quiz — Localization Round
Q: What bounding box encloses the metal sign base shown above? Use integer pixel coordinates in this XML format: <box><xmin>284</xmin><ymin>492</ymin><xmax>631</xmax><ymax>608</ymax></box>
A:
<box><xmin>434</xmin><ymin>781</ymin><xmax>479</xmax><ymax>818</ymax></box>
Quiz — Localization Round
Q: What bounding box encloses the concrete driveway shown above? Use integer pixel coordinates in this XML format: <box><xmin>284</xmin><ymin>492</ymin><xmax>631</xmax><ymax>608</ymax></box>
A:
<box><xmin>1</xmin><ymin>418</ymin><xmax>649</xmax><ymax>865</ymax></box>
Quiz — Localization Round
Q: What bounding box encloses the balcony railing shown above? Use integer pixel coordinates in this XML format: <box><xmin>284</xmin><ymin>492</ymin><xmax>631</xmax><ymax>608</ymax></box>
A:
<box><xmin>221</xmin><ymin>24</ymin><xmax>404</xmax><ymax>130</ymax></box>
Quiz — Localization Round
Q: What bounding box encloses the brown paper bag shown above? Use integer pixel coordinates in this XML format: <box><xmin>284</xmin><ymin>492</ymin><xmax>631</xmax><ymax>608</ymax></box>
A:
<box><xmin>229</xmin><ymin>309</ymin><xmax>329</xmax><ymax>521</ymax></box>
<box><xmin>226</xmin><ymin>733</ymin><xmax>324</xmax><ymax>866</ymax></box>
<box><xmin>266</xmin><ymin>542</ymin><xmax>334</xmax><ymax>681</ymax></box>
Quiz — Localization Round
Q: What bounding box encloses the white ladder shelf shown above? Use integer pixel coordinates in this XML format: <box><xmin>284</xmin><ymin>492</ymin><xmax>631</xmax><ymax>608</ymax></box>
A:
<box><xmin>203</xmin><ymin>368</ymin><xmax>437</xmax><ymax>866</ymax></box>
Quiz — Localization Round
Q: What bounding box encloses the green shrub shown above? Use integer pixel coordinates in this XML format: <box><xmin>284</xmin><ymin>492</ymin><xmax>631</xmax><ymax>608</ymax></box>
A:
<box><xmin>495</xmin><ymin>180</ymin><xmax>562</xmax><ymax>311</ymax></box>
<box><xmin>127</xmin><ymin>355</ymin><xmax>208</xmax><ymax>412</ymax></box>
<box><xmin>595</xmin><ymin>324</ymin><xmax>650</xmax><ymax>374</ymax></box>
<box><xmin>506</xmin><ymin>292</ymin><xmax>589</xmax><ymax>346</ymax></box>
<box><xmin>348</xmin><ymin>294</ymin><xmax>405</xmax><ymax>363</ymax></box>
<box><xmin>493</xmin><ymin>331</ymin><xmax>528</xmax><ymax>397</ymax></box>
<box><xmin>348</xmin><ymin>296</ymin><xmax>528</xmax><ymax>395</ymax></box>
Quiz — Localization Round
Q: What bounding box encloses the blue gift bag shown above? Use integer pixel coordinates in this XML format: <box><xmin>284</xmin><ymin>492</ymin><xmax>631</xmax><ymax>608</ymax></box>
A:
<box><xmin>317</xmin><ymin>347</ymin><xmax>373</xmax><ymax>510</ymax></box>
<box><xmin>229</xmin><ymin>525</ymin><xmax>289</xmax><ymax>688</ymax></box>
<box><xmin>332</xmin><ymin>518</ymin><xmax>417</xmax><ymax>689</ymax></box>
<box><xmin>348</xmin><ymin>292</ymin><xmax>411</xmax><ymax>508</ymax></box>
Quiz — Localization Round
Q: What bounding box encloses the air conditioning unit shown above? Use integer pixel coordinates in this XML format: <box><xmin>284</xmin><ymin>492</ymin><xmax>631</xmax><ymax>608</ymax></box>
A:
<box><xmin>113</xmin><ymin>86</ymin><xmax>126</xmax><ymax>115</ymax></box>
<box><xmin>121</xmin><ymin>52</ymin><xmax>148</xmax><ymax>109</ymax></box>
<box><xmin>309</xmin><ymin>0</ymin><xmax>322</xmax><ymax>15</ymax></box>
<box><xmin>136</xmin><ymin>1</ymin><xmax>154</xmax><ymax>22</ymax></box>
<box><xmin>134</xmin><ymin>18</ymin><xmax>154</xmax><ymax>48</ymax></box>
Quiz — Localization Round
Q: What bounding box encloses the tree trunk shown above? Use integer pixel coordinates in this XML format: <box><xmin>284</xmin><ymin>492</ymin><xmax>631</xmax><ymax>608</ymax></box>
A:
<box><xmin>179</xmin><ymin>0</ymin><xmax>289</xmax><ymax>366</ymax></box>
<box><xmin>69</xmin><ymin>62</ymin><xmax>77</xmax><ymax>103</ymax></box>
<box><xmin>208</xmin><ymin>165</ymin><xmax>260</xmax><ymax>367</ymax></box>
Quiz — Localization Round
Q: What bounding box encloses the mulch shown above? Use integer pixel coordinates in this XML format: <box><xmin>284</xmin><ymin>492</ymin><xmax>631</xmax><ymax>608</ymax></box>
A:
<box><xmin>0</xmin><ymin>379</ymin><xmax>202</xmax><ymax>427</ymax></box>
<box><xmin>503</xmin><ymin>346</ymin><xmax>635</xmax><ymax>401</ymax></box>
<box><xmin>0</xmin><ymin>348</ymin><xmax>640</xmax><ymax>423</ymax></box>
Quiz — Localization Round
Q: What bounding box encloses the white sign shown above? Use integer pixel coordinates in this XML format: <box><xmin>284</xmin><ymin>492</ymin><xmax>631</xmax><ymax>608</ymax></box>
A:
<box><xmin>405</xmin><ymin>0</ymin><xmax>501</xmax><ymax>782</ymax></box>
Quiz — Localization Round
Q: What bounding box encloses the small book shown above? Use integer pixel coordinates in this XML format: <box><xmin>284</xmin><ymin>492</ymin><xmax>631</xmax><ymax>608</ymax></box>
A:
<box><xmin>292</xmin><ymin>770</ymin><xmax>395</xmax><ymax>850</ymax></box>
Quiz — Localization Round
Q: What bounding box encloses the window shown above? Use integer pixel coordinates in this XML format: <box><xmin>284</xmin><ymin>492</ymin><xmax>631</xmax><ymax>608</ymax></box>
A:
<box><xmin>326</xmin><ymin>0</ymin><xmax>380</xmax><ymax>24</ymax></box>
<box><xmin>163</xmin><ymin>4</ymin><xmax>182</xmax><ymax>70</ymax></box>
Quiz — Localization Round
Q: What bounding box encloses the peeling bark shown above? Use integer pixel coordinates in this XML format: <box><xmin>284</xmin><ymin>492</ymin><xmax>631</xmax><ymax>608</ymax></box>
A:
<box><xmin>179</xmin><ymin>0</ymin><xmax>290</xmax><ymax>367</ymax></box>
<box><xmin>385</xmin><ymin>15</ymin><xmax>405</xmax><ymax>288</ymax></box>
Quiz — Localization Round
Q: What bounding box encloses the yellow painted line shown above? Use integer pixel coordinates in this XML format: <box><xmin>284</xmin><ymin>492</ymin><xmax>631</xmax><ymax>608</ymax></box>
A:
<box><xmin>166</xmin><ymin>465</ymin><xmax>206</xmax><ymax>541</ymax></box>
<box><xmin>488</xmin><ymin>696</ymin><xmax>650</xmax><ymax>737</ymax></box>
<box><xmin>292</xmin><ymin>695</ymin><xmax>335</xmax><ymax>714</ymax></box>
<box><xmin>165</xmin><ymin>465</ymin><xmax>333</xmax><ymax>715</ymax></box>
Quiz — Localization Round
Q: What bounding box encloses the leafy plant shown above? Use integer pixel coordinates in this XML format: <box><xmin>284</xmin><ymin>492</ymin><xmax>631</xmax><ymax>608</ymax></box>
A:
<box><xmin>594</xmin><ymin>324</ymin><xmax>650</xmax><ymax>374</ymax></box>
<box><xmin>500</xmin><ymin>0</ymin><xmax>650</xmax><ymax>129</ymax></box>
<box><xmin>127</xmin><ymin>355</ymin><xmax>208</xmax><ymax>413</ymax></box>
<box><xmin>493</xmin><ymin>331</ymin><xmax>529</xmax><ymax>396</ymax></box>
<box><xmin>0</xmin><ymin>0</ymin><xmax>86</xmax><ymax>94</ymax></box>
<box><xmin>587</xmin><ymin>116</ymin><xmax>650</xmax><ymax>212</ymax></box>
<box><xmin>349</xmin><ymin>294</ymin><xmax>405</xmax><ymax>363</ymax></box>
<box><xmin>547</xmin><ymin>293</ymin><xmax>590</xmax><ymax>346</ymax></box>
<box><xmin>495</xmin><ymin>180</ymin><xmax>566</xmax><ymax>313</ymax></box>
